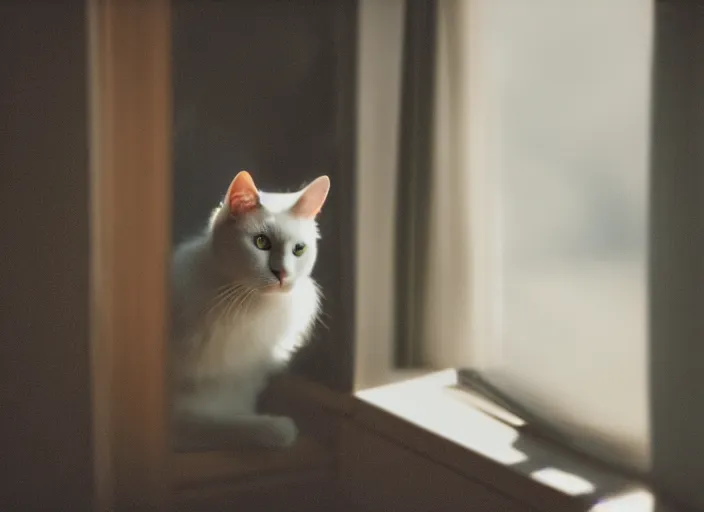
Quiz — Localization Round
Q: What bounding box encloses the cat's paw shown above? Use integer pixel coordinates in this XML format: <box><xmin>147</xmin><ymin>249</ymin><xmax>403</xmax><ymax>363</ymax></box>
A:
<box><xmin>257</xmin><ymin>416</ymin><xmax>298</xmax><ymax>448</ymax></box>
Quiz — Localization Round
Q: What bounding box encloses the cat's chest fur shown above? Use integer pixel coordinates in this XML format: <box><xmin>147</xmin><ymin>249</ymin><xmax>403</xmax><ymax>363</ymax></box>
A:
<box><xmin>177</xmin><ymin>277</ymin><xmax>320</xmax><ymax>383</ymax></box>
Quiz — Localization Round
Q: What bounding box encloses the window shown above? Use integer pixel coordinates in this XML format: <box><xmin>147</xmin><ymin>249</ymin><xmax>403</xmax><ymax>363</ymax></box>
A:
<box><xmin>463</xmin><ymin>0</ymin><xmax>651</xmax><ymax>470</ymax></box>
<box><xmin>356</xmin><ymin>0</ymin><xmax>704</xmax><ymax>509</ymax></box>
<box><xmin>86</xmin><ymin>0</ymin><xmax>703</xmax><ymax>509</ymax></box>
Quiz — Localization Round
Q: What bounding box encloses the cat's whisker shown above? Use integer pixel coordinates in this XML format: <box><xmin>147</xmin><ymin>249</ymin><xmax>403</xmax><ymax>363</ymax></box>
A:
<box><xmin>222</xmin><ymin>285</ymin><xmax>257</xmax><ymax>319</ymax></box>
<box><xmin>208</xmin><ymin>285</ymin><xmax>238</xmax><ymax>306</ymax></box>
<box><xmin>208</xmin><ymin>285</ymin><xmax>238</xmax><ymax>305</ymax></box>
<box><xmin>208</xmin><ymin>283</ymin><xmax>249</xmax><ymax>308</ymax></box>
<box><xmin>238</xmin><ymin>288</ymin><xmax>257</xmax><ymax>316</ymax></box>
<box><xmin>205</xmin><ymin>292</ymin><xmax>231</xmax><ymax>317</ymax></box>
<box><xmin>225</xmin><ymin>290</ymin><xmax>244</xmax><ymax>318</ymax></box>
<box><xmin>213</xmin><ymin>285</ymin><xmax>251</xmax><ymax>325</ymax></box>
<box><xmin>205</xmin><ymin>294</ymin><xmax>236</xmax><ymax>324</ymax></box>
<box><xmin>205</xmin><ymin>284</ymin><xmax>248</xmax><ymax>321</ymax></box>
<box><xmin>211</xmin><ymin>285</ymin><xmax>240</xmax><ymax>303</ymax></box>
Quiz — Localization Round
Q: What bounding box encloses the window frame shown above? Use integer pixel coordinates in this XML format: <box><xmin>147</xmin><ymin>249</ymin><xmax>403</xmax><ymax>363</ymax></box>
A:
<box><xmin>89</xmin><ymin>0</ymin><xmax>172</xmax><ymax>509</ymax></box>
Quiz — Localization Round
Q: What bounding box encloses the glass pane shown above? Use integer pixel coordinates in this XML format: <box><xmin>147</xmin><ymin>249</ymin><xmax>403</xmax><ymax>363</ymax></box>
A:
<box><xmin>475</xmin><ymin>0</ymin><xmax>652</xmax><ymax>469</ymax></box>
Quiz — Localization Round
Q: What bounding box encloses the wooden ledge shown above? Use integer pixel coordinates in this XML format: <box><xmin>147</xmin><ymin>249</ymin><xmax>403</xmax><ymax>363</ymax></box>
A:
<box><xmin>351</xmin><ymin>370</ymin><xmax>690</xmax><ymax>512</ymax></box>
<box><xmin>169</xmin><ymin>372</ymin><xmax>350</xmax><ymax>492</ymax></box>
<box><xmin>264</xmin><ymin>373</ymin><xmax>356</xmax><ymax>416</ymax></box>
<box><xmin>164</xmin><ymin>371</ymin><xmax>692</xmax><ymax>511</ymax></box>
<box><xmin>168</xmin><ymin>375</ymin><xmax>345</xmax><ymax>511</ymax></box>
<box><xmin>170</xmin><ymin>435</ymin><xmax>333</xmax><ymax>491</ymax></box>
<box><xmin>172</xmin><ymin>470</ymin><xmax>334</xmax><ymax>512</ymax></box>
<box><xmin>170</xmin><ymin>435</ymin><xmax>335</xmax><ymax>512</ymax></box>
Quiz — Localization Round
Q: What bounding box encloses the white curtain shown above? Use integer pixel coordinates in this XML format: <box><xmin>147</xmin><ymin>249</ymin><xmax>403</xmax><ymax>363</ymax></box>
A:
<box><xmin>354</xmin><ymin>0</ymin><xmax>405</xmax><ymax>389</ymax></box>
<box><xmin>429</xmin><ymin>0</ymin><xmax>652</xmax><ymax>471</ymax></box>
<box><xmin>356</xmin><ymin>0</ymin><xmax>704</xmax><ymax>508</ymax></box>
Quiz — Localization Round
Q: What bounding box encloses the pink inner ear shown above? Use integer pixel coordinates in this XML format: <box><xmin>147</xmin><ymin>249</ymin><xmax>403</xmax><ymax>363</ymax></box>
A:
<box><xmin>291</xmin><ymin>176</ymin><xmax>330</xmax><ymax>218</ymax></box>
<box><xmin>227</xmin><ymin>171</ymin><xmax>259</xmax><ymax>215</ymax></box>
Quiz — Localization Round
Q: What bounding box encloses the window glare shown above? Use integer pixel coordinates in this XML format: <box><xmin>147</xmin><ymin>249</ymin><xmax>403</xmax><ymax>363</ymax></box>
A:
<box><xmin>471</xmin><ymin>0</ymin><xmax>653</xmax><ymax>469</ymax></box>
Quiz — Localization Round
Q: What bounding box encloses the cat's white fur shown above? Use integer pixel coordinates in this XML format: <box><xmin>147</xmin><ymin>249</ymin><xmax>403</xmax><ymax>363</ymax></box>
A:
<box><xmin>170</xmin><ymin>173</ymin><xmax>329</xmax><ymax>450</ymax></box>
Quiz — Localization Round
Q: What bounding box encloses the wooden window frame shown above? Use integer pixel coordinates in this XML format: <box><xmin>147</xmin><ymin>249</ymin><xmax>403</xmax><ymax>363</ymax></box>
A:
<box><xmin>89</xmin><ymin>0</ymin><xmax>172</xmax><ymax>509</ymax></box>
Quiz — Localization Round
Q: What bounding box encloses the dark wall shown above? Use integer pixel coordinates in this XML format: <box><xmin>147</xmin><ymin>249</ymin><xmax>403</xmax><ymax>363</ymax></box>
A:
<box><xmin>649</xmin><ymin>1</ymin><xmax>704</xmax><ymax>510</ymax></box>
<box><xmin>172</xmin><ymin>0</ymin><xmax>357</xmax><ymax>391</ymax></box>
<box><xmin>0</xmin><ymin>2</ymin><xmax>92</xmax><ymax>510</ymax></box>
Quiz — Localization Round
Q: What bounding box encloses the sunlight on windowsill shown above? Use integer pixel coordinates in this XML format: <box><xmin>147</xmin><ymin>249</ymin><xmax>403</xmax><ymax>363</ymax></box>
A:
<box><xmin>356</xmin><ymin>369</ymin><xmax>527</xmax><ymax>465</ymax></box>
<box><xmin>355</xmin><ymin>369</ymin><xmax>661</xmax><ymax>512</ymax></box>
<box><xmin>591</xmin><ymin>489</ymin><xmax>655</xmax><ymax>511</ymax></box>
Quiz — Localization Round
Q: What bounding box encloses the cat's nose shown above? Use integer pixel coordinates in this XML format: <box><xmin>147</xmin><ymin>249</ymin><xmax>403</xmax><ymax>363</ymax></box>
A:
<box><xmin>270</xmin><ymin>268</ymin><xmax>287</xmax><ymax>283</ymax></box>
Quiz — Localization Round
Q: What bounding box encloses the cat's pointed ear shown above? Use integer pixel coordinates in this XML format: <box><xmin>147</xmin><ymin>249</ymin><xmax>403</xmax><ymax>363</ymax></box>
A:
<box><xmin>290</xmin><ymin>176</ymin><xmax>330</xmax><ymax>219</ymax></box>
<box><xmin>226</xmin><ymin>171</ymin><xmax>259</xmax><ymax>216</ymax></box>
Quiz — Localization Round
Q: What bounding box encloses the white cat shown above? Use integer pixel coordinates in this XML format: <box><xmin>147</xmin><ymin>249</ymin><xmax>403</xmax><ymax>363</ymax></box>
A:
<box><xmin>170</xmin><ymin>171</ymin><xmax>330</xmax><ymax>450</ymax></box>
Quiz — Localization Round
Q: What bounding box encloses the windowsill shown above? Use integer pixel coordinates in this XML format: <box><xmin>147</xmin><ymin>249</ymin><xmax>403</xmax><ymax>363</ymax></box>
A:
<box><xmin>355</xmin><ymin>369</ymin><xmax>688</xmax><ymax>512</ymax></box>
<box><xmin>170</xmin><ymin>435</ymin><xmax>333</xmax><ymax>490</ymax></box>
<box><xmin>168</xmin><ymin>374</ymin><xmax>343</xmax><ymax>510</ymax></box>
<box><xmin>165</xmin><ymin>371</ymin><xmax>691</xmax><ymax>511</ymax></box>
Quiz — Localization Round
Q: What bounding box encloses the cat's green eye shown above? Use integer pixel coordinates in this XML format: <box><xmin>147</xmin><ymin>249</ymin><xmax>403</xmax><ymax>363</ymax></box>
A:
<box><xmin>254</xmin><ymin>234</ymin><xmax>272</xmax><ymax>250</ymax></box>
<box><xmin>292</xmin><ymin>243</ymin><xmax>307</xmax><ymax>257</ymax></box>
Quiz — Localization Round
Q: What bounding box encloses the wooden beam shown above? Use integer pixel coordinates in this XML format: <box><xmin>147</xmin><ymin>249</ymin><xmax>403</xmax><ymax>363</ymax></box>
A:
<box><xmin>88</xmin><ymin>0</ymin><xmax>172</xmax><ymax>510</ymax></box>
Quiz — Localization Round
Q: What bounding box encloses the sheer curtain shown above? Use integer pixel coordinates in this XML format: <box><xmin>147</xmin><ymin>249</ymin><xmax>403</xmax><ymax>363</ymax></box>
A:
<box><xmin>355</xmin><ymin>0</ymin><xmax>704</xmax><ymax>504</ymax></box>
<box><xmin>413</xmin><ymin>0</ymin><xmax>704</xmax><ymax>508</ymax></box>
<box><xmin>453</xmin><ymin>0</ymin><xmax>652</xmax><ymax>470</ymax></box>
<box><xmin>354</xmin><ymin>0</ymin><xmax>405</xmax><ymax>389</ymax></box>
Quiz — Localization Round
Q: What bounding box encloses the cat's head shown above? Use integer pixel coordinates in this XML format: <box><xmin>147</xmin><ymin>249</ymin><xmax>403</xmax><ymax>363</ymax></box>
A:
<box><xmin>208</xmin><ymin>171</ymin><xmax>330</xmax><ymax>294</ymax></box>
